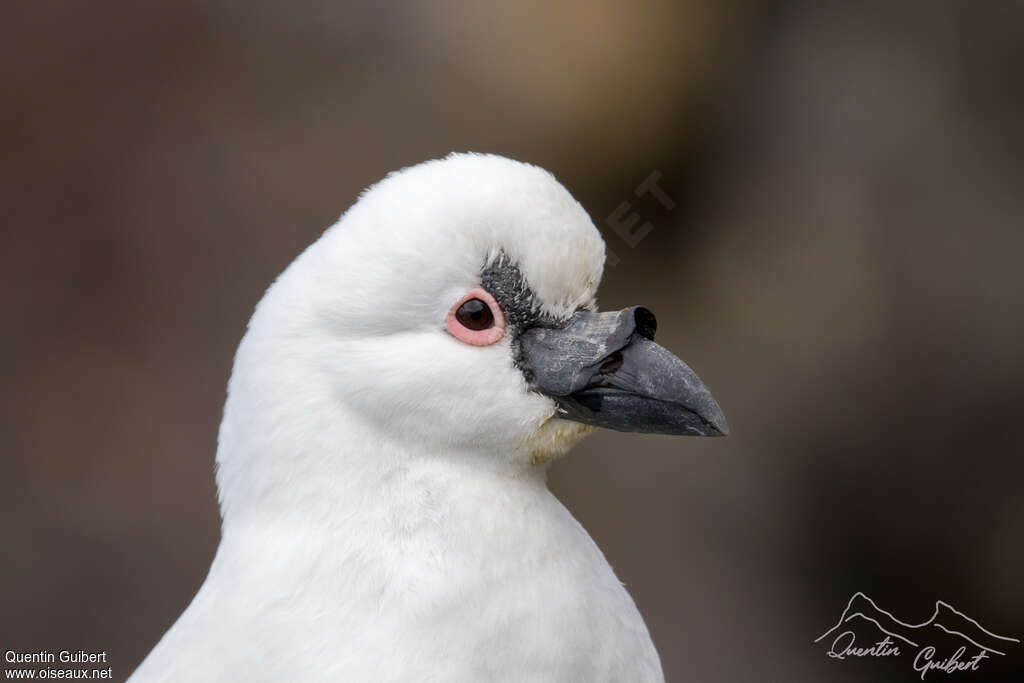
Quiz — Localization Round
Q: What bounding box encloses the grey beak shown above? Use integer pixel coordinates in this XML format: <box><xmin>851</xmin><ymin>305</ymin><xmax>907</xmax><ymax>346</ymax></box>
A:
<box><xmin>518</xmin><ymin>307</ymin><xmax>728</xmax><ymax>436</ymax></box>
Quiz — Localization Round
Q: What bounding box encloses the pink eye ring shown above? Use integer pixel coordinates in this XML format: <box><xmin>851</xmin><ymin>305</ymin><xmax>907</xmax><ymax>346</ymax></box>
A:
<box><xmin>446</xmin><ymin>288</ymin><xmax>506</xmax><ymax>346</ymax></box>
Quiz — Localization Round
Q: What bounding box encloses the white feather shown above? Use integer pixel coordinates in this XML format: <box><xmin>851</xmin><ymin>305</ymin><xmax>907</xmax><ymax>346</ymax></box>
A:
<box><xmin>129</xmin><ymin>153</ymin><xmax>663</xmax><ymax>682</ymax></box>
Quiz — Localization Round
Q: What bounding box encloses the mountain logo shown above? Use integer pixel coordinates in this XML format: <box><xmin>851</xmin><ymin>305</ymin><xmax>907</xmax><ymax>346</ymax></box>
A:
<box><xmin>815</xmin><ymin>592</ymin><xmax>1019</xmax><ymax>678</ymax></box>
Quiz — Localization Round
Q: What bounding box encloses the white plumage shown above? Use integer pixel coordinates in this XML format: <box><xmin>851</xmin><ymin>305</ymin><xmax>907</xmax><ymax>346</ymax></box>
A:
<box><xmin>130</xmin><ymin>154</ymin><xmax>697</xmax><ymax>682</ymax></box>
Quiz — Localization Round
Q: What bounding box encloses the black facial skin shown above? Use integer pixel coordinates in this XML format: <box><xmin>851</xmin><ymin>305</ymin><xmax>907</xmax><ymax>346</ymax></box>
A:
<box><xmin>480</xmin><ymin>256</ymin><xmax>563</xmax><ymax>383</ymax></box>
<box><xmin>480</xmin><ymin>256</ymin><xmax>554</xmax><ymax>332</ymax></box>
<box><xmin>478</xmin><ymin>254</ymin><xmax>729</xmax><ymax>437</ymax></box>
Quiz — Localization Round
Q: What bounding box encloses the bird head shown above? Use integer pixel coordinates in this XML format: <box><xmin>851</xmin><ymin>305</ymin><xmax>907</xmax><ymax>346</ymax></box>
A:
<box><xmin>216</xmin><ymin>154</ymin><xmax>726</xmax><ymax>516</ymax></box>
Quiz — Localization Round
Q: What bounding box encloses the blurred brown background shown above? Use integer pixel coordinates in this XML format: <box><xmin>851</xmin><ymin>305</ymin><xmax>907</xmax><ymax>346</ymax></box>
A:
<box><xmin>3</xmin><ymin>1</ymin><xmax>1022</xmax><ymax>681</ymax></box>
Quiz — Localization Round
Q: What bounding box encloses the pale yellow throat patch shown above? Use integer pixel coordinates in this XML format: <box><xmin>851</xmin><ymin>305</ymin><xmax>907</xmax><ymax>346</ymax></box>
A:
<box><xmin>527</xmin><ymin>417</ymin><xmax>597</xmax><ymax>466</ymax></box>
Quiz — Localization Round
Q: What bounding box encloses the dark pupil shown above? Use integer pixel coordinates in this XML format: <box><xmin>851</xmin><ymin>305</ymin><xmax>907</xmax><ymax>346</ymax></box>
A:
<box><xmin>455</xmin><ymin>298</ymin><xmax>494</xmax><ymax>331</ymax></box>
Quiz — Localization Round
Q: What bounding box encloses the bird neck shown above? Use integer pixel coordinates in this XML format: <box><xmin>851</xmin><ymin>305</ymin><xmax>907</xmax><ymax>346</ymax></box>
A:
<box><xmin>213</xmin><ymin>387</ymin><xmax>543</xmax><ymax>539</ymax></box>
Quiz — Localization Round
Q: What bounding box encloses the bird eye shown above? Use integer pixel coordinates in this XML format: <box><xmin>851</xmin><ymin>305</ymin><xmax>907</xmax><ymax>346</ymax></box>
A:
<box><xmin>455</xmin><ymin>298</ymin><xmax>494</xmax><ymax>330</ymax></box>
<box><xmin>446</xmin><ymin>288</ymin><xmax>505</xmax><ymax>346</ymax></box>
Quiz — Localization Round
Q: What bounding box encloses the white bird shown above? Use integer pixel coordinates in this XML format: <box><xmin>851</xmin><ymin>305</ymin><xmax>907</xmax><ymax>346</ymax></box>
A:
<box><xmin>129</xmin><ymin>153</ymin><xmax>727</xmax><ymax>683</ymax></box>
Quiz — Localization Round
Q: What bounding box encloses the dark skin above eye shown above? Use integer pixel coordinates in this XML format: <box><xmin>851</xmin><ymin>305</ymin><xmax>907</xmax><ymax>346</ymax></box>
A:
<box><xmin>481</xmin><ymin>257</ymin><xmax>544</xmax><ymax>331</ymax></box>
<box><xmin>456</xmin><ymin>298</ymin><xmax>494</xmax><ymax>330</ymax></box>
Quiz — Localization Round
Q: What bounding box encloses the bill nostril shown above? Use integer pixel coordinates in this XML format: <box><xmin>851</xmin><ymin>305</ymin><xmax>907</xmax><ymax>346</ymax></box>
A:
<box><xmin>633</xmin><ymin>307</ymin><xmax>657</xmax><ymax>341</ymax></box>
<box><xmin>599</xmin><ymin>351</ymin><xmax>623</xmax><ymax>374</ymax></box>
